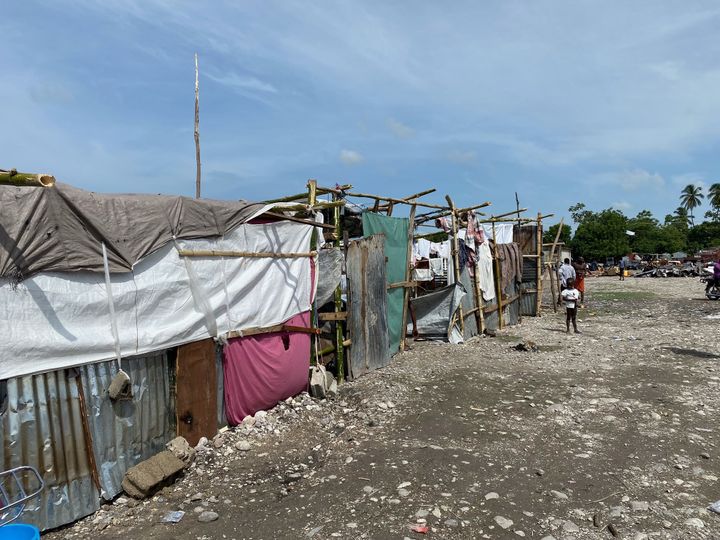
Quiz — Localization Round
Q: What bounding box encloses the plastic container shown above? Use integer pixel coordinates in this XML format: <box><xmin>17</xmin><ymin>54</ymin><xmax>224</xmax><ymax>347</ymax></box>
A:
<box><xmin>0</xmin><ymin>524</ymin><xmax>40</xmax><ymax>540</ymax></box>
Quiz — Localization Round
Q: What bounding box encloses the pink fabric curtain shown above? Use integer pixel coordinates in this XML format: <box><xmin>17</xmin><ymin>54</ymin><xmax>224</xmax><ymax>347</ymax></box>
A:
<box><xmin>223</xmin><ymin>311</ymin><xmax>311</xmax><ymax>424</ymax></box>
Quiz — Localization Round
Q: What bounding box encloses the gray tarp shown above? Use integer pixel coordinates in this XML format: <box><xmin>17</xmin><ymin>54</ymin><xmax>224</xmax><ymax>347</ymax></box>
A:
<box><xmin>0</xmin><ymin>183</ymin><xmax>266</xmax><ymax>279</ymax></box>
<box><xmin>315</xmin><ymin>248</ymin><xmax>344</xmax><ymax>307</ymax></box>
<box><xmin>408</xmin><ymin>283</ymin><xmax>466</xmax><ymax>344</ymax></box>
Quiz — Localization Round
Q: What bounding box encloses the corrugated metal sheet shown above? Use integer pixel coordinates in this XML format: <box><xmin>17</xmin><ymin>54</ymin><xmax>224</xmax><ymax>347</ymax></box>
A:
<box><xmin>80</xmin><ymin>352</ymin><xmax>174</xmax><ymax>501</ymax></box>
<box><xmin>514</xmin><ymin>225</ymin><xmax>541</xmax><ymax>317</ymax></box>
<box><xmin>1</xmin><ymin>369</ymin><xmax>100</xmax><ymax>531</ymax></box>
<box><xmin>347</xmin><ymin>235</ymin><xmax>390</xmax><ymax>379</ymax></box>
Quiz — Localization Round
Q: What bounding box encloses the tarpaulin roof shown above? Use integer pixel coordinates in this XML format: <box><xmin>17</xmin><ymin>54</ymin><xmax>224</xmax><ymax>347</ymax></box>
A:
<box><xmin>0</xmin><ymin>183</ymin><xmax>268</xmax><ymax>278</ymax></box>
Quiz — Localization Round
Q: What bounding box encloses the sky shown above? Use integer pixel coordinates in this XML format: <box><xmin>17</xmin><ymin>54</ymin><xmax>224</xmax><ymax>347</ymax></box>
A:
<box><xmin>3</xmin><ymin>1</ymin><xmax>720</xmax><ymax>225</ymax></box>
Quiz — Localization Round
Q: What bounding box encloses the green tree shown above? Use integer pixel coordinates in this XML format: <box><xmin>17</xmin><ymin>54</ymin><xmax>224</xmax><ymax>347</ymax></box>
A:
<box><xmin>680</xmin><ymin>184</ymin><xmax>704</xmax><ymax>226</ymax></box>
<box><xmin>571</xmin><ymin>208</ymin><xmax>630</xmax><ymax>261</ymax></box>
<box><xmin>627</xmin><ymin>210</ymin><xmax>662</xmax><ymax>254</ymax></box>
<box><xmin>688</xmin><ymin>221</ymin><xmax>720</xmax><ymax>252</ymax></box>
<box><xmin>568</xmin><ymin>202</ymin><xmax>593</xmax><ymax>224</ymax></box>
<box><xmin>704</xmin><ymin>183</ymin><xmax>720</xmax><ymax>222</ymax></box>
<box><xmin>543</xmin><ymin>223</ymin><xmax>572</xmax><ymax>245</ymax></box>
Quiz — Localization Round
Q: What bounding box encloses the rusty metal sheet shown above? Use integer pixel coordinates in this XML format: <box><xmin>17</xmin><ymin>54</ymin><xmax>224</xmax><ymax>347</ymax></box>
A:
<box><xmin>0</xmin><ymin>369</ymin><xmax>100</xmax><ymax>531</ymax></box>
<box><xmin>80</xmin><ymin>352</ymin><xmax>174</xmax><ymax>501</ymax></box>
<box><xmin>514</xmin><ymin>224</ymin><xmax>541</xmax><ymax>316</ymax></box>
<box><xmin>347</xmin><ymin>235</ymin><xmax>390</xmax><ymax>379</ymax></box>
<box><xmin>176</xmin><ymin>340</ymin><xmax>218</xmax><ymax>446</ymax></box>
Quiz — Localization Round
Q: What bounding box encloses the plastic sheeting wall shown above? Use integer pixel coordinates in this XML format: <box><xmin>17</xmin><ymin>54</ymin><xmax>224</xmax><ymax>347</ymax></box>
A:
<box><xmin>0</xmin><ymin>220</ymin><xmax>313</xmax><ymax>379</ymax></box>
<box><xmin>0</xmin><ymin>369</ymin><xmax>100</xmax><ymax>531</ymax></box>
<box><xmin>80</xmin><ymin>353</ymin><xmax>175</xmax><ymax>501</ymax></box>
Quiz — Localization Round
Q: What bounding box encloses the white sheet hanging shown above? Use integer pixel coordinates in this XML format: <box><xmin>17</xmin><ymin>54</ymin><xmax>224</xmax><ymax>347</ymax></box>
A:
<box><xmin>476</xmin><ymin>241</ymin><xmax>496</xmax><ymax>301</ymax></box>
<box><xmin>0</xmin><ymin>221</ymin><xmax>313</xmax><ymax>379</ymax></box>
<box><xmin>482</xmin><ymin>223</ymin><xmax>514</xmax><ymax>244</ymax></box>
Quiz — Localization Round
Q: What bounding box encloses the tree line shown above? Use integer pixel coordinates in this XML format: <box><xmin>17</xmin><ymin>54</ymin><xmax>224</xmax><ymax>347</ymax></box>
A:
<box><xmin>543</xmin><ymin>183</ymin><xmax>720</xmax><ymax>261</ymax></box>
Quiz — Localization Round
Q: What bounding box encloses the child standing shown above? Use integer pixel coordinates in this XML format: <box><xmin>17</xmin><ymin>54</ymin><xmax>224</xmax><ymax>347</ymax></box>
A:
<box><xmin>561</xmin><ymin>278</ymin><xmax>581</xmax><ymax>334</ymax></box>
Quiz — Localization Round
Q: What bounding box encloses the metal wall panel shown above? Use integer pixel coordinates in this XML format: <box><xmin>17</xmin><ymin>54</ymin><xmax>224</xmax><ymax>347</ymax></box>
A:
<box><xmin>514</xmin><ymin>224</ymin><xmax>541</xmax><ymax>316</ymax></box>
<box><xmin>80</xmin><ymin>352</ymin><xmax>174</xmax><ymax>501</ymax></box>
<box><xmin>1</xmin><ymin>369</ymin><xmax>100</xmax><ymax>531</ymax></box>
<box><xmin>347</xmin><ymin>235</ymin><xmax>390</xmax><ymax>379</ymax></box>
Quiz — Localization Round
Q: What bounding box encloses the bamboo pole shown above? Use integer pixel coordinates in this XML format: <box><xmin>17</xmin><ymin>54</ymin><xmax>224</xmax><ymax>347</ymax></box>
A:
<box><xmin>263</xmin><ymin>211</ymin><xmax>336</xmax><ymax>230</ymax></box>
<box><xmin>0</xmin><ymin>169</ymin><xmax>55</xmax><ymax>187</ymax></box>
<box><xmin>308</xmin><ymin>180</ymin><xmax>319</xmax><ymax>367</ymax></box>
<box><xmin>536</xmin><ymin>212</ymin><xmax>543</xmax><ymax>316</ymax></box>
<box><xmin>178</xmin><ymin>249</ymin><xmax>317</xmax><ymax>258</ymax></box>
<box><xmin>491</xmin><ymin>220</ymin><xmax>504</xmax><ymax>329</ymax></box>
<box><xmin>415</xmin><ymin>201</ymin><xmax>491</xmax><ymax>223</ymax></box>
<box><xmin>263</xmin><ymin>184</ymin><xmax>353</xmax><ymax>204</ymax></box>
<box><xmin>400</xmin><ymin>203</ymin><xmax>417</xmax><ymax>351</ymax></box>
<box><xmin>194</xmin><ymin>53</ymin><xmax>202</xmax><ymax>199</ymax></box>
<box><xmin>333</xmin><ymin>191</ymin><xmax>345</xmax><ymax>382</ymax></box>
<box><xmin>346</xmin><ymin>190</ymin><xmax>444</xmax><ymax>210</ymax></box>
<box><xmin>445</xmin><ymin>195</ymin><xmax>465</xmax><ymax>337</ymax></box>
<box><xmin>545</xmin><ymin>217</ymin><xmax>564</xmax><ymax>313</ymax></box>
<box><xmin>270</xmin><ymin>200</ymin><xmax>345</xmax><ymax>212</ymax></box>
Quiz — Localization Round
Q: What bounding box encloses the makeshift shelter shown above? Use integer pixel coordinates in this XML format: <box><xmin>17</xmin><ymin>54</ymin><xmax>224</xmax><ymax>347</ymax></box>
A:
<box><xmin>0</xmin><ymin>180</ymin><xmax>319</xmax><ymax>531</ymax></box>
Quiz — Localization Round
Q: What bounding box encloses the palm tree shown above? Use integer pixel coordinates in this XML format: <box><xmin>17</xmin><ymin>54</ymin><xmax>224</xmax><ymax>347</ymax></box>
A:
<box><xmin>680</xmin><ymin>184</ymin><xmax>704</xmax><ymax>226</ymax></box>
<box><xmin>708</xmin><ymin>183</ymin><xmax>720</xmax><ymax>209</ymax></box>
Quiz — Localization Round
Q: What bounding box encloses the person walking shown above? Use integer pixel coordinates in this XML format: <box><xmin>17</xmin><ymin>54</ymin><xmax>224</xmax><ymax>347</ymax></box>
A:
<box><xmin>619</xmin><ymin>258</ymin><xmax>626</xmax><ymax>281</ymax></box>
<box><xmin>557</xmin><ymin>258</ymin><xmax>576</xmax><ymax>305</ymax></box>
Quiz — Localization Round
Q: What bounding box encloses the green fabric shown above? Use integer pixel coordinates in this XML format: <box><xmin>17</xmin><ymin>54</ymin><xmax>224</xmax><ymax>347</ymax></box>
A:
<box><xmin>362</xmin><ymin>212</ymin><xmax>409</xmax><ymax>355</ymax></box>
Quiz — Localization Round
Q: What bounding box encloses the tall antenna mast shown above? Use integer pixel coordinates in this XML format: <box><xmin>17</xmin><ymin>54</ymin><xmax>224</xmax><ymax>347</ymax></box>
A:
<box><xmin>194</xmin><ymin>53</ymin><xmax>202</xmax><ymax>199</ymax></box>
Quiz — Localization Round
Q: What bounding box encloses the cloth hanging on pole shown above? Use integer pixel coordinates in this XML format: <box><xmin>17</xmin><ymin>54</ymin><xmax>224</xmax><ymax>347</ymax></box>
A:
<box><xmin>476</xmin><ymin>241</ymin><xmax>496</xmax><ymax>301</ymax></box>
<box><xmin>483</xmin><ymin>223</ymin><xmax>514</xmax><ymax>244</ymax></box>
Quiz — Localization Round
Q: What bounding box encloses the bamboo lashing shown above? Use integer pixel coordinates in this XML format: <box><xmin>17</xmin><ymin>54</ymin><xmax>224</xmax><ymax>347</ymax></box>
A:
<box><xmin>178</xmin><ymin>250</ymin><xmax>317</xmax><ymax>258</ymax></box>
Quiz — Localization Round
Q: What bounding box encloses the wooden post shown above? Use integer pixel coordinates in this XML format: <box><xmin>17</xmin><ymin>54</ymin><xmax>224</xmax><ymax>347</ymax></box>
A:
<box><xmin>445</xmin><ymin>195</ymin><xmax>464</xmax><ymax>337</ymax></box>
<box><xmin>194</xmin><ymin>53</ymin><xmax>201</xmax><ymax>199</ymax></box>
<box><xmin>333</xmin><ymin>192</ymin><xmax>345</xmax><ymax>382</ymax></box>
<box><xmin>491</xmin><ymin>221</ymin><xmax>504</xmax><ymax>329</ymax></box>
<box><xmin>536</xmin><ymin>212</ymin><xmax>543</xmax><ymax>316</ymax></box>
<box><xmin>400</xmin><ymin>203</ymin><xmax>417</xmax><ymax>351</ymax></box>
<box><xmin>308</xmin><ymin>180</ymin><xmax>318</xmax><ymax>366</ymax></box>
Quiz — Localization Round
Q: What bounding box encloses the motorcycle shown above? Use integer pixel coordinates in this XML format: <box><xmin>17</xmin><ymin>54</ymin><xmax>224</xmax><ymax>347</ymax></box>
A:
<box><xmin>702</xmin><ymin>275</ymin><xmax>720</xmax><ymax>300</ymax></box>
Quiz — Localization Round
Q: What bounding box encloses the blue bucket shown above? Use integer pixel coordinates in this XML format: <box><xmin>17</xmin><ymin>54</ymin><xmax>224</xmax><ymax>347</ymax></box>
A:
<box><xmin>0</xmin><ymin>524</ymin><xmax>40</xmax><ymax>540</ymax></box>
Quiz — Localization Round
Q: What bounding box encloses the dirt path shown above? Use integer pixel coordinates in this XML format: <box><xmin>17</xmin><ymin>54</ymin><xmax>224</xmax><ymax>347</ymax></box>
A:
<box><xmin>51</xmin><ymin>277</ymin><xmax>720</xmax><ymax>540</ymax></box>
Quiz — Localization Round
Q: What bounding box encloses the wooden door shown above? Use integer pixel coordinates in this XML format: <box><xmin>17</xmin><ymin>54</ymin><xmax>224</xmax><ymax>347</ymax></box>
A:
<box><xmin>176</xmin><ymin>339</ymin><xmax>217</xmax><ymax>446</ymax></box>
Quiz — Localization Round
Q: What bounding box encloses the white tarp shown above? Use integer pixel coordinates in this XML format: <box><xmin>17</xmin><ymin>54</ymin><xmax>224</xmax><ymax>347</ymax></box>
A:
<box><xmin>0</xmin><ymin>221</ymin><xmax>313</xmax><ymax>379</ymax></box>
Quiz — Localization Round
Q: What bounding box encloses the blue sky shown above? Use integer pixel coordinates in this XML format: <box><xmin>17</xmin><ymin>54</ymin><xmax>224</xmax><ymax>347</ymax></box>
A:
<box><xmin>3</xmin><ymin>1</ymin><xmax>720</xmax><ymax>225</ymax></box>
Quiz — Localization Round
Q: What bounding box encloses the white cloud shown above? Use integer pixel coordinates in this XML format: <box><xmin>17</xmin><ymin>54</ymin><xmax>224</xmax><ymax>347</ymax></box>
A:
<box><xmin>205</xmin><ymin>71</ymin><xmax>278</xmax><ymax>94</ymax></box>
<box><xmin>618</xmin><ymin>169</ymin><xmax>664</xmax><ymax>191</ymax></box>
<box><xmin>386</xmin><ymin>118</ymin><xmax>414</xmax><ymax>139</ymax></box>
<box><xmin>611</xmin><ymin>201</ymin><xmax>632</xmax><ymax>211</ymax></box>
<box><xmin>672</xmin><ymin>172</ymin><xmax>706</xmax><ymax>188</ymax></box>
<box><xmin>339</xmin><ymin>149</ymin><xmax>363</xmax><ymax>165</ymax></box>
<box><xmin>447</xmin><ymin>150</ymin><xmax>477</xmax><ymax>164</ymax></box>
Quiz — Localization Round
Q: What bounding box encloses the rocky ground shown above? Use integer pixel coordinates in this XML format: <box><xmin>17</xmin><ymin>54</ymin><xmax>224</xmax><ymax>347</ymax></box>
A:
<box><xmin>48</xmin><ymin>276</ymin><xmax>720</xmax><ymax>539</ymax></box>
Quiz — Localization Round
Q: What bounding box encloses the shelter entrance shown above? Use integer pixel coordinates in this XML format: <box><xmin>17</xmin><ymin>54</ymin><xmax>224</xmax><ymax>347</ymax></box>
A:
<box><xmin>175</xmin><ymin>339</ymin><xmax>218</xmax><ymax>446</ymax></box>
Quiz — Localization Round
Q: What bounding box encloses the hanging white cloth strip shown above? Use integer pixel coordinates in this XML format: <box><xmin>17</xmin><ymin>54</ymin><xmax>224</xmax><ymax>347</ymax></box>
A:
<box><xmin>174</xmin><ymin>238</ymin><xmax>218</xmax><ymax>338</ymax></box>
<box><xmin>101</xmin><ymin>242</ymin><xmax>123</xmax><ymax>370</ymax></box>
